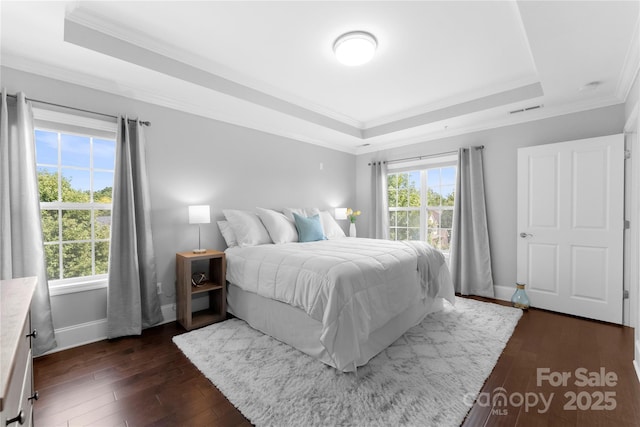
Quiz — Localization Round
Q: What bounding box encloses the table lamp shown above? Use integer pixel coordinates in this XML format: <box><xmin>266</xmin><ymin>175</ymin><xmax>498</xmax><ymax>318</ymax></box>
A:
<box><xmin>188</xmin><ymin>205</ymin><xmax>210</xmax><ymax>253</ymax></box>
<box><xmin>335</xmin><ymin>208</ymin><xmax>348</xmax><ymax>220</ymax></box>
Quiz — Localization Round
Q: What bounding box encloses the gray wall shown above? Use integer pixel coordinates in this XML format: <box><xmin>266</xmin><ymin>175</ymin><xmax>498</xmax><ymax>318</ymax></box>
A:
<box><xmin>2</xmin><ymin>64</ymin><xmax>630</xmax><ymax>330</ymax></box>
<box><xmin>356</xmin><ymin>105</ymin><xmax>626</xmax><ymax>293</ymax></box>
<box><xmin>2</xmin><ymin>67</ymin><xmax>356</xmax><ymax>329</ymax></box>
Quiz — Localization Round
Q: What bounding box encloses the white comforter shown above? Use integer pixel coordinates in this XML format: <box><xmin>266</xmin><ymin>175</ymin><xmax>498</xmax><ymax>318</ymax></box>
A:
<box><xmin>225</xmin><ymin>238</ymin><xmax>455</xmax><ymax>371</ymax></box>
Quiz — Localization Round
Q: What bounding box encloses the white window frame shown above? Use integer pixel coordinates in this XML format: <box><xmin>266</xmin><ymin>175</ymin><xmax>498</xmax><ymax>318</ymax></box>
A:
<box><xmin>387</xmin><ymin>154</ymin><xmax>457</xmax><ymax>254</ymax></box>
<box><xmin>34</xmin><ymin>109</ymin><xmax>117</xmax><ymax>296</ymax></box>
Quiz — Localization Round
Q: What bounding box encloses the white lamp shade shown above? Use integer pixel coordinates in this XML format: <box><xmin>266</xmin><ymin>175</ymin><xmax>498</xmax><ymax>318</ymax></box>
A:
<box><xmin>188</xmin><ymin>205</ymin><xmax>210</xmax><ymax>224</ymax></box>
<box><xmin>335</xmin><ymin>208</ymin><xmax>348</xmax><ymax>220</ymax></box>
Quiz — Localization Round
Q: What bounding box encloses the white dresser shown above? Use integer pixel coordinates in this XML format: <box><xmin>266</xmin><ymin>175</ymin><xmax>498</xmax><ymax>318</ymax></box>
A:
<box><xmin>1</xmin><ymin>277</ymin><xmax>37</xmax><ymax>427</ymax></box>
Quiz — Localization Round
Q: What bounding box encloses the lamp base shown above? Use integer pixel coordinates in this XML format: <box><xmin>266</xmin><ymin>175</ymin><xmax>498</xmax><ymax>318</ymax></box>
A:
<box><xmin>192</xmin><ymin>248</ymin><xmax>207</xmax><ymax>254</ymax></box>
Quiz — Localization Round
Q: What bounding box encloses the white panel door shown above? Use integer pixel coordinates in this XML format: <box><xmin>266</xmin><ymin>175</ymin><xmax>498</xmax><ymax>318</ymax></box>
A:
<box><xmin>517</xmin><ymin>134</ymin><xmax>624</xmax><ymax>324</ymax></box>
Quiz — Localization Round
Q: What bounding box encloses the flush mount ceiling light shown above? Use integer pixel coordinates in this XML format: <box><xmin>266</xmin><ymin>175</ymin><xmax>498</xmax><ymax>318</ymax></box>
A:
<box><xmin>333</xmin><ymin>31</ymin><xmax>377</xmax><ymax>66</ymax></box>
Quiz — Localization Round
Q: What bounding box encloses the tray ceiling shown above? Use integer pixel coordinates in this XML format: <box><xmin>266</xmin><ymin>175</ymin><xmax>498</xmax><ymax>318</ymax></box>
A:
<box><xmin>1</xmin><ymin>1</ymin><xmax>638</xmax><ymax>154</ymax></box>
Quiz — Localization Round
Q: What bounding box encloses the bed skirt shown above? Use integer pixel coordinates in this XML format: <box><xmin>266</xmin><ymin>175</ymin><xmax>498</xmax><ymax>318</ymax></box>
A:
<box><xmin>227</xmin><ymin>283</ymin><xmax>446</xmax><ymax>372</ymax></box>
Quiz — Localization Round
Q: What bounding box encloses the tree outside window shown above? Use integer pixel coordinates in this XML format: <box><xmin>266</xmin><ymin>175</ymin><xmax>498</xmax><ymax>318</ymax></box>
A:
<box><xmin>36</xmin><ymin>129</ymin><xmax>115</xmax><ymax>283</ymax></box>
<box><xmin>426</xmin><ymin>167</ymin><xmax>456</xmax><ymax>251</ymax></box>
<box><xmin>387</xmin><ymin>164</ymin><xmax>456</xmax><ymax>251</ymax></box>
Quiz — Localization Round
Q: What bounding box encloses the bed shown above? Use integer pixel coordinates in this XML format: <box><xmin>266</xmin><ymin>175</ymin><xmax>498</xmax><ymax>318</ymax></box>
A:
<box><xmin>220</xmin><ymin>208</ymin><xmax>455</xmax><ymax>372</ymax></box>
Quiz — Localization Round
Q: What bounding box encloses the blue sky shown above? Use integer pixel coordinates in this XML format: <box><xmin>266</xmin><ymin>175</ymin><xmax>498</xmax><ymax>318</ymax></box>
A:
<box><xmin>428</xmin><ymin>167</ymin><xmax>456</xmax><ymax>196</ymax></box>
<box><xmin>406</xmin><ymin>167</ymin><xmax>456</xmax><ymax>196</ymax></box>
<box><xmin>35</xmin><ymin>130</ymin><xmax>115</xmax><ymax>192</ymax></box>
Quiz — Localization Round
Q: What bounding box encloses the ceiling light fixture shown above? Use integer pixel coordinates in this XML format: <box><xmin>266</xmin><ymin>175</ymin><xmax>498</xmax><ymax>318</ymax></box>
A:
<box><xmin>333</xmin><ymin>31</ymin><xmax>377</xmax><ymax>66</ymax></box>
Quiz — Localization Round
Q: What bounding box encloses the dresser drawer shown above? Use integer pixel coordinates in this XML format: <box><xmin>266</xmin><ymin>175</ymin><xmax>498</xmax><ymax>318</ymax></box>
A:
<box><xmin>18</xmin><ymin>352</ymin><xmax>34</xmax><ymax>427</ymax></box>
<box><xmin>2</xmin><ymin>316</ymin><xmax>32</xmax><ymax>426</ymax></box>
<box><xmin>1</xmin><ymin>277</ymin><xmax>36</xmax><ymax>426</ymax></box>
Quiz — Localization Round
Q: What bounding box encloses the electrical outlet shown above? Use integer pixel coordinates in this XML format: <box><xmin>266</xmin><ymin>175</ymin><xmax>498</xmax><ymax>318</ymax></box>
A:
<box><xmin>156</xmin><ymin>282</ymin><xmax>162</xmax><ymax>295</ymax></box>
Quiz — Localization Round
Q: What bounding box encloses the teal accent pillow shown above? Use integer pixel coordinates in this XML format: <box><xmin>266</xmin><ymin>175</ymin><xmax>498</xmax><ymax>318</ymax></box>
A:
<box><xmin>293</xmin><ymin>213</ymin><xmax>326</xmax><ymax>242</ymax></box>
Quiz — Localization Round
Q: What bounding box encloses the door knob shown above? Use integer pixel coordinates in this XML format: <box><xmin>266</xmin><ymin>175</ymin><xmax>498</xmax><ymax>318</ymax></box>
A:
<box><xmin>520</xmin><ymin>232</ymin><xmax>533</xmax><ymax>238</ymax></box>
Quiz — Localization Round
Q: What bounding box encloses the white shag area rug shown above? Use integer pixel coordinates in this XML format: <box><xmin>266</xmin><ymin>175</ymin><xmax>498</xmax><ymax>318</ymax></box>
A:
<box><xmin>173</xmin><ymin>297</ymin><xmax>522</xmax><ymax>427</ymax></box>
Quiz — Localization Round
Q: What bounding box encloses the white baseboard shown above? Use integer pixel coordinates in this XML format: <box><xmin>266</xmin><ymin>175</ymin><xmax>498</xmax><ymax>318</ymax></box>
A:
<box><xmin>40</xmin><ymin>299</ymin><xmax>212</xmax><ymax>356</ymax></box>
<box><xmin>44</xmin><ymin>318</ymin><xmax>108</xmax><ymax>355</ymax></box>
<box><xmin>493</xmin><ymin>285</ymin><xmax>513</xmax><ymax>302</ymax></box>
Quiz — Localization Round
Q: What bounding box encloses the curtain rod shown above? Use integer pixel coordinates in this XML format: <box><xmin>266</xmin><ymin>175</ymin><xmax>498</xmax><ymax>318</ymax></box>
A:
<box><xmin>5</xmin><ymin>93</ymin><xmax>151</xmax><ymax>126</ymax></box>
<box><xmin>368</xmin><ymin>146</ymin><xmax>484</xmax><ymax>166</ymax></box>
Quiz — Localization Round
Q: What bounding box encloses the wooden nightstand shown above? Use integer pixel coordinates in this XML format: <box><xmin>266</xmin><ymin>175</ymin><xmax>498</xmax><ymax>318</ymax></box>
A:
<box><xmin>176</xmin><ymin>250</ymin><xmax>226</xmax><ymax>330</ymax></box>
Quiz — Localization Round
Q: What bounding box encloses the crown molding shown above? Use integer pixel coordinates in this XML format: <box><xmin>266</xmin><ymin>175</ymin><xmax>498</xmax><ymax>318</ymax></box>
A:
<box><xmin>363</xmin><ymin>76</ymin><xmax>541</xmax><ymax>129</ymax></box>
<box><xmin>6</xmin><ymin>51</ymin><xmax>622</xmax><ymax>158</ymax></box>
<box><xmin>355</xmin><ymin>96</ymin><xmax>623</xmax><ymax>155</ymax></box>
<box><xmin>358</xmin><ymin>0</ymin><xmax>540</xmax><ymax>133</ymax></box>
<box><xmin>64</xmin><ymin>17</ymin><xmax>362</xmax><ymax>138</ymax></box>
<box><xmin>65</xmin><ymin>7</ymin><xmax>364</xmax><ymax>130</ymax></box>
<box><xmin>3</xmin><ymin>49</ymin><xmax>620</xmax><ymax>159</ymax></box>
<box><xmin>2</xmin><ymin>59</ymin><xmax>358</xmax><ymax>155</ymax></box>
<box><xmin>616</xmin><ymin>17</ymin><xmax>640</xmax><ymax>103</ymax></box>
<box><xmin>70</xmin><ymin>10</ymin><xmax>547</xmax><ymax>141</ymax></box>
<box><xmin>5</xmin><ymin>50</ymin><xmax>622</xmax><ymax>158</ymax></box>
<box><xmin>362</xmin><ymin>82</ymin><xmax>544</xmax><ymax>139</ymax></box>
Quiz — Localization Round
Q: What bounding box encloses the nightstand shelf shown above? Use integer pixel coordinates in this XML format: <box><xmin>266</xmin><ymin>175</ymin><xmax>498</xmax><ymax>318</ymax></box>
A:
<box><xmin>176</xmin><ymin>250</ymin><xmax>226</xmax><ymax>331</ymax></box>
<box><xmin>191</xmin><ymin>282</ymin><xmax>223</xmax><ymax>294</ymax></box>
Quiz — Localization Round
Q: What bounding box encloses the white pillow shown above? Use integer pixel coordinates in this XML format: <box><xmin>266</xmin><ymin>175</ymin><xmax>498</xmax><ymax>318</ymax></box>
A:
<box><xmin>217</xmin><ymin>220</ymin><xmax>237</xmax><ymax>248</ymax></box>
<box><xmin>256</xmin><ymin>207</ymin><xmax>298</xmax><ymax>244</ymax></box>
<box><xmin>223</xmin><ymin>209</ymin><xmax>272</xmax><ymax>247</ymax></box>
<box><xmin>282</xmin><ymin>207</ymin><xmax>320</xmax><ymax>222</ymax></box>
<box><xmin>320</xmin><ymin>211</ymin><xmax>346</xmax><ymax>239</ymax></box>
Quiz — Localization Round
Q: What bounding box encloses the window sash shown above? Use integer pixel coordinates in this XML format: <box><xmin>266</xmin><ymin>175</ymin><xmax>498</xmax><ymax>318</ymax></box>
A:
<box><xmin>387</xmin><ymin>160</ymin><xmax>457</xmax><ymax>251</ymax></box>
<box><xmin>36</xmin><ymin>123</ymin><xmax>115</xmax><ymax>287</ymax></box>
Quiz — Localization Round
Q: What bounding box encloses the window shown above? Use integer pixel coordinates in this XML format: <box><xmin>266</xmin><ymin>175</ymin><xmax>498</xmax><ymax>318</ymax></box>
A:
<box><xmin>35</xmin><ymin>127</ymin><xmax>116</xmax><ymax>289</ymax></box>
<box><xmin>387</xmin><ymin>160</ymin><xmax>457</xmax><ymax>252</ymax></box>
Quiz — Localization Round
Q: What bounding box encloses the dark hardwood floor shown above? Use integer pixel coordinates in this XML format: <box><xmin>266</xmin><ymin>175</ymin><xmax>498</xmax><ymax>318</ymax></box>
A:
<box><xmin>462</xmin><ymin>297</ymin><xmax>640</xmax><ymax>427</ymax></box>
<box><xmin>33</xmin><ymin>298</ymin><xmax>640</xmax><ymax>427</ymax></box>
<box><xmin>33</xmin><ymin>323</ymin><xmax>250</xmax><ymax>427</ymax></box>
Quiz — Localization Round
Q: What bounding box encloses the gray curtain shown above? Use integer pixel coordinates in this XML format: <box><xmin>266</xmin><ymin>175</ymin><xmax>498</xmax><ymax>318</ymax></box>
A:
<box><xmin>370</xmin><ymin>161</ymin><xmax>389</xmax><ymax>239</ymax></box>
<box><xmin>450</xmin><ymin>146</ymin><xmax>495</xmax><ymax>297</ymax></box>
<box><xmin>107</xmin><ymin>117</ymin><xmax>162</xmax><ymax>338</ymax></box>
<box><xmin>0</xmin><ymin>90</ymin><xmax>57</xmax><ymax>355</ymax></box>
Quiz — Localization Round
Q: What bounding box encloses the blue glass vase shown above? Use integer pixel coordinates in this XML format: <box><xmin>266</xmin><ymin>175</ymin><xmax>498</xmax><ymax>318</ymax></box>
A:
<box><xmin>511</xmin><ymin>283</ymin><xmax>530</xmax><ymax>309</ymax></box>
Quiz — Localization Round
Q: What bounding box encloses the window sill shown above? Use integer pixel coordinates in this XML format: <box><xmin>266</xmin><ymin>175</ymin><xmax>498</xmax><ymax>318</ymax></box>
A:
<box><xmin>49</xmin><ymin>278</ymin><xmax>108</xmax><ymax>296</ymax></box>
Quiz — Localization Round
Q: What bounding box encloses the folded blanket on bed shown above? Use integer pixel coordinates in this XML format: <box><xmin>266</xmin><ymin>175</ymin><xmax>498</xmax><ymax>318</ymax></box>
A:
<box><xmin>405</xmin><ymin>240</ymin><xmax>456</xmax><ymax>301</ymax></box>
<box><xmin>226</xmin><ymin>238</ymin><xmax>455</xmax><ymax>371</ymax></box>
